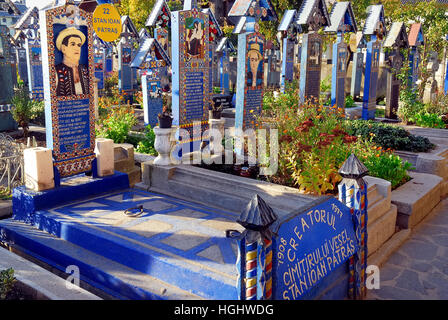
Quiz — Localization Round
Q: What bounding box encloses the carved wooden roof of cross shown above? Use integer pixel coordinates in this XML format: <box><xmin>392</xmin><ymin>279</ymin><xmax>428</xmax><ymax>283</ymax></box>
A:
<box><xmin>324</xmin><ymin>1</ymin><xmax>357</xmax><ymax>34</ymax></box>
<box><xmin>384</xmin><ymin>22</ymin><xmax>409</xmax><ymax>49</ymax></box>
<box><xmin>296</xmin><ymin>0</ymin><xmax>331</xmax><ymax>32</ymax></box>
<box><xmin>145</xmin><ymin>0</ymin><xmax>171</xmax><ymax>28</ymax></box>
<box><xmin>228</xmin><ymin>0</ymin><xmax>278</xmax><ymax>22</ymax></box>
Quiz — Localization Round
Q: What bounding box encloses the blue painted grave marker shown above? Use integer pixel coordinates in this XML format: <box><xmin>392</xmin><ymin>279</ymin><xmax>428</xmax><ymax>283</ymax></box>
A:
<box><xmin>171</xmin><ymin>1</ymin><xmax>211</xmax><ymax>153</ymax></box>
<box><xmin>361</xmin><ymin>5</ymin><xmax>386</xmax><ymax>120</ymax></box>
<box><xmin>229</xmin><ymin>0</ymin><xmax>277</xmax><ymax>131</ymax></box>
<box><xmin>0</xmin><ymin>25</ymin><xmax>15</xmax><ymax>108</ymax></box>
<box><xmin>40</xmin><ymin>1</ymin><xmax>96</xmax><ymax>180</ymax></box>
<box><xmin>296</xmin><ymin>0</ymin><xmax>331</xmax><ymax>105</ymax></box>
<box><xmin>16</xmin><ymin>7</ymin><xmax>44</xmax><ymax>100</ymax></box>
<box><xmin>118</xmin><ymin>15</ymin><xmax>139</xmax><ymax>100</ymax></box>
<box><xmin>215</xmin><ymin>37</ymin><xmax>236</xmax><ymax>94</ymax></box>
<box><xmin>383</xmin><ymin>22</ymin><xmax>408</xmax><ymax>119</ymax></box>
<box><xmin>278</xmin><ymin>9</ymin><xmax>301</xmax><ymax>93</ymax></box>
<box><xmin>350</xmin><ymin>32</ymin><xmax>366</xmax><ymax>100</ymax></box>
<box><xmin>131</xmin><ymin>38</ymin><xmax>171</xmax><ymax>128</ymax></box>
<box><xmin>408</xmin><ymin>23</ymin><xmax>424</xmax><ymax>91</ymax></box>
<box><xmin>13</xmin><ymin>31</ymin><xmax>29</xmax><ymax>86</ymax></box>
<box><xmin>324</xmin><ymin>1</ymin><xmax>357</xmax><ymax>109</ymax></box>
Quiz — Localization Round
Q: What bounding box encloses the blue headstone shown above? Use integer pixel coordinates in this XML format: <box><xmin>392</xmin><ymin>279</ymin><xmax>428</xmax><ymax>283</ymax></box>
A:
<box><xmin>297</xmin><ymin>0</ymin><xmax>331</xmax><ymax>104</ymax></box>
<box><xmin>0</xmin><ymin>25</ymin><xmax>15</xmax><ymax>107</ymax></box>
<box><xmin>171</xmin><ymin>5</ymin><xmax>211</xmax><ymax>153</ymax></box>
<box><xmin>408</xmin><ymin>23</ymin><xmax>424</xmax><ymax>91</ymax></box>
<box><xmin>350</xmin><ymin>32</ymin><xmax>366</xmax><ymax>100</ymax></box>
<box><xmin>216</xmin><ymin>37</ymin><xmax>235</xmax><ymax>94</ymax></box>
<box><xmin>384</xmin><ymin>22</ymin><xmax>408</xmax><ymax>119</ymax></box>
<box><xmin>40</xmin><ymin>2</ymin><xmax>96</xmax><ymax>181</ymax></box>
<box><xmin>278</xmin><ymin>9</ymin><xmax>301</xmax><ymax>93</ymax></box>
<box><xmin>131</xmin><ymin>38</ymin><xmax>171</xmax><ymax>128</ymax></box>
<box><xmin>325</xmin><ymin>2</ymin><xmax>357</xmax><ymax>109</ymax></box>
<box><xmin>361</xmin><ymin>5</ymin><xmax>386</xmax><ymax>120</ymax></box>
<box><xmin>118</xmin><ymin>16</ymin><xmax>139</xmax><ymax>101</ymax></box>
<box><xmin>229</xmin><ymin>0</ymin><xmax>278</xmax><ymax>131</ymax></box>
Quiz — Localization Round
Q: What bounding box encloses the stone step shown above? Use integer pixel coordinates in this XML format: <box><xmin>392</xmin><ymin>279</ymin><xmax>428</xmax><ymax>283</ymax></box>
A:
<box><xmin>368</xmin><ymin>195</ymin><xmax>391</xmax><ymax>228</ymax></box>
<box><xmin>151</xmin><ymin>164</ymin><xmax>321</xmax><ymax>217</ymax></box>
<box><xmin>0</xmin><ymin>219</ymin><xmax>202</xmax><ymax>300</ymax></box>
<box><xmin>367</xmin><ymin>204</ymin><xmax>398</xmax><ymax>257</ymax></box>
<box><xmin>4</xmin><ymin>189</ymin><xmax>241</xmax><ymax>300</ymax></box>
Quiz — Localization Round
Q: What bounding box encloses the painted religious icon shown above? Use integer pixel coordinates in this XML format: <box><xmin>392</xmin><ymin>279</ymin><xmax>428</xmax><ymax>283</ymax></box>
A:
<box><xmin>186</xmin><ymin>18</ymin><xmax>204</xmax><ymax>58</ymax></box>
<box><xmin>122</xmin><ymin>47</ymin><xmax>132</xmax><ymax>64</ymax></box>
<box><xmin>157</xmin><ymin>34</ymin><xmax>168</xmax><ymax>53</ymax></box>
<box><xmin>247</xmin><ymin>42</ymin><xmax>263</xmax><ymax>88</ymax></box>
<box><xmin>338</xmin><ymin>51</ymin><xmax>347</xmax><ymax>73</ymax></box>
<box><xmin>373</xmin><ymin>48</ymin><xmax>380</xmax><ymax>68</ymax></box>
<box><xmin>309</xmin><ymin>40</ymin><xmax>320</xmax><ymax>66</ymax></box>
<box><xmin>31</xmin><ymin>47</ymin><xmax>41</xmax><ymax>63</ymax></box>
<box><xmin>55</xmin><ymin>26</ymin><xmax>89</xmax><ymax>97</ymax></box>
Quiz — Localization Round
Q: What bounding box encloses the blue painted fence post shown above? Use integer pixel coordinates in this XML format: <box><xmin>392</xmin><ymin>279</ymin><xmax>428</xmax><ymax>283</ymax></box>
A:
<box><xmin>227</xmin><ymin>195</ymin><xmax>277</xmax><ymax>300</ymax></box>
<box><xmin>338</xmin><ymin>154</ymin><xmax>369</xmax><ymax>300</ymax></box>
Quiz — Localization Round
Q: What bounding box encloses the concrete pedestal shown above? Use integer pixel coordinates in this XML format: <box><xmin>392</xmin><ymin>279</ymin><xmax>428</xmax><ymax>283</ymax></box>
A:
<box><xmin>154</xmin><ymin>127</ymin><xmax>176</xmax><ymax>166</ymax></box>
<box><xmin>24</xmin><ymin>147</ymin><xmax>54</xmax><ymax>192</ymax></box>
<box><xmin>95</xmin><ymin>138</ymin><xmax>114</xmax><ymax>177</ymax></box>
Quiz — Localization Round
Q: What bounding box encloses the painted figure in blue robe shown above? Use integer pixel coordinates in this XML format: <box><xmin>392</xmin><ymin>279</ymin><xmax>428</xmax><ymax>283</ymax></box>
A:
<box><xmin>55</xmin><ymin>27</ymin><xmax>89</xmax><ymax>97</ymax></box>
<box><xmin>247</xmin><ymin>43</ymin><xmax>263</xmax><ymax>88</ymax></box>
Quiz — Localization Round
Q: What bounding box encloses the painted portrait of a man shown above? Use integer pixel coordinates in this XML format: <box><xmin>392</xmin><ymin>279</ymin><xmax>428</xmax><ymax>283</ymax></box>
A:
<box><xmin>55</xmin><ymin>27</ymin><xmax>89</xmax><ymax>97</ymax></box>
<box><xmin>247</xmin><ymin>42</ymin><xmax>263</xmax><ymax>88</ymax></box>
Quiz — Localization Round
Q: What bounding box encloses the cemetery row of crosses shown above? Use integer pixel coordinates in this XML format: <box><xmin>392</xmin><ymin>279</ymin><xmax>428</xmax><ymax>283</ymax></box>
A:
<box><xmin>1</xmin><ymin>0</ymin><xmax>448</xmax><ymax>301</ymax></box>
<box><xmin>1</xmin><ymin>0</ymin><xmax>447</xmax><ymax>197</ymax></box>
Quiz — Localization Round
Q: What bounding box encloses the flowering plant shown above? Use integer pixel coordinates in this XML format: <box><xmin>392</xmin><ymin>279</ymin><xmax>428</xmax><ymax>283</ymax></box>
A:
<box><xmin>259</xmin><ymin>92</ymin><xmax>412</xmax><ymax>194</ymax></box>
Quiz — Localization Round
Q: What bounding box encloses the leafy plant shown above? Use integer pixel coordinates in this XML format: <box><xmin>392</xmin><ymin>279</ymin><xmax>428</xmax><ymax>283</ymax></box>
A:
<box><xmin>320</xmin><ymin>76</ymin><xmax>331</xmax><ymax>93</ymax></box>
<box><xmin>347</xmin><ymin>120</ymin><xmax>435</xmax><ymax>152</ymax></box>
<box><xmin>10</xmin><ymin>87</ymin><xmax>44</xmax><ymax>138</ymax></box>
<box><xmin>345</xmin><ymin>95</ymin><xmax>356</xmax><ymax>108</ymax></box>
<box><xmin>0</xmin><ymin>268</ymin><xmax>16</xmax><ymax>300</ymax></box>
<box><xmin>412</xmin><ymin>111</ymin><xmax>446</xmax><ymax>129</ymax></box>
<box><xmin>398</xmin><ymin>88</ymin><xmax>425</xmax><ymax>124</ymax></box>
<box><xmin>0</xmin><ymin>187</ymin><xmax>11</xmax><ymax>200</ymax></box>
<box><xmin>96</xmin><ymin>105</ymin><xmax>137</xmax><ymax>144</ymax></box>
<box><xmin>362</xmin><ymin>151</ymin><xmax>413</xmax><ymax>189</ymax></box>
<box><xmin>136</xmin><ymin>126</ymin><xmax>157</xmax><ymax>156</ymax></box>
<box><xmin>259</xmin><ymin>91</ymin><xmax>411</xmax><ymax>195</ymax></box>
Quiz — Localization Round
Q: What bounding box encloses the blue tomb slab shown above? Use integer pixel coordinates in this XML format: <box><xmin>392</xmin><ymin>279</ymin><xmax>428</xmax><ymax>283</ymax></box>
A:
<box><xmin>12</xmin><ymin>172</ymin><xmax>130</xmax><ymax>219</ymax></box>
<box><xmin>5</xmin><ymin>188</ymin><xmax>243</xmax><ymax>299</ymax></box>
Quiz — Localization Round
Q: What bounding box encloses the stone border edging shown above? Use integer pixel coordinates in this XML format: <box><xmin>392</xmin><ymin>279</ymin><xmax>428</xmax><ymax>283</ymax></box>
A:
<box><xmin>0</xmin><ymin>247</ymin><xmax>101</xmax><ymax>300</ymax></box>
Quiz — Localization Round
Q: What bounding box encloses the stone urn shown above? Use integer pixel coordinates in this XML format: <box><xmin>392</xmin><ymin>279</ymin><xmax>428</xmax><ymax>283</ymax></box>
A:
<box><xmin>154</xmin><ymin>126</ymin><xmax>176</xmax><ymax>166</ymax></box>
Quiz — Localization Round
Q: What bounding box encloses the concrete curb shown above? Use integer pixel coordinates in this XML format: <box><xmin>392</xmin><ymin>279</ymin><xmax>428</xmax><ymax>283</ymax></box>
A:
<box><xmin>0</xmin><ymin>247</ymin><xmax>101</xmax><ymax>300</ymax></box>
<box><xmin>392</xmin><ymin>172</ymin><xmax>443</xmax><ymax>229</ymax></box>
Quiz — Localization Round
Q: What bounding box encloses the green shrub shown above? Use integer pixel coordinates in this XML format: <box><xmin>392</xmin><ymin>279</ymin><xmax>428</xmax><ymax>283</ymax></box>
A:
<box><xmin>136</xmin><ymin>126</ymin><xmax>157</xmax><ymax>156</ymax></box>
<box><xmin>345</xmin><ymin>95</ymin><xmax>356</xmax><ymax>108</ymax></box>
<box><xmin>0</xmin><ymin>268</ymin><xmax>16</xmax><ymax>300</ymax></box>
<box><xmin>10</xmin><ymin>87</ymin><xmax>45</xmax><ymax>138</ymax></box>
<box><xmin>397</xmin><ymin>89</ymin><xmax>424</xmax><ymax>124</ymax></box>
<box><xmin>412</xmin><ymin>111</ymin><xmax>446</xmax><ymax>129</ymax></box>
<box><xmin>347</xmin><ymin>120</ymin><xmax>435</xmax><ymax>153</ymax></box>
<box><xmin>363</xmin><ymin>152</ymin><xmax>413</xmax><ymax>189</ymax></box>
<box><xmin>96</xmin><ymin>105</ymin><xmax>137</xmax><ymax>144</ymax></box>
<box><xmin>259</xmin><ymin>92</ymin><xmax>412</xmax><ymax>195</ymax></box>
<box><xmin>0</xmin><ymin>187</ymin><xmax>11</xmax><ymax>200</ymax></box>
